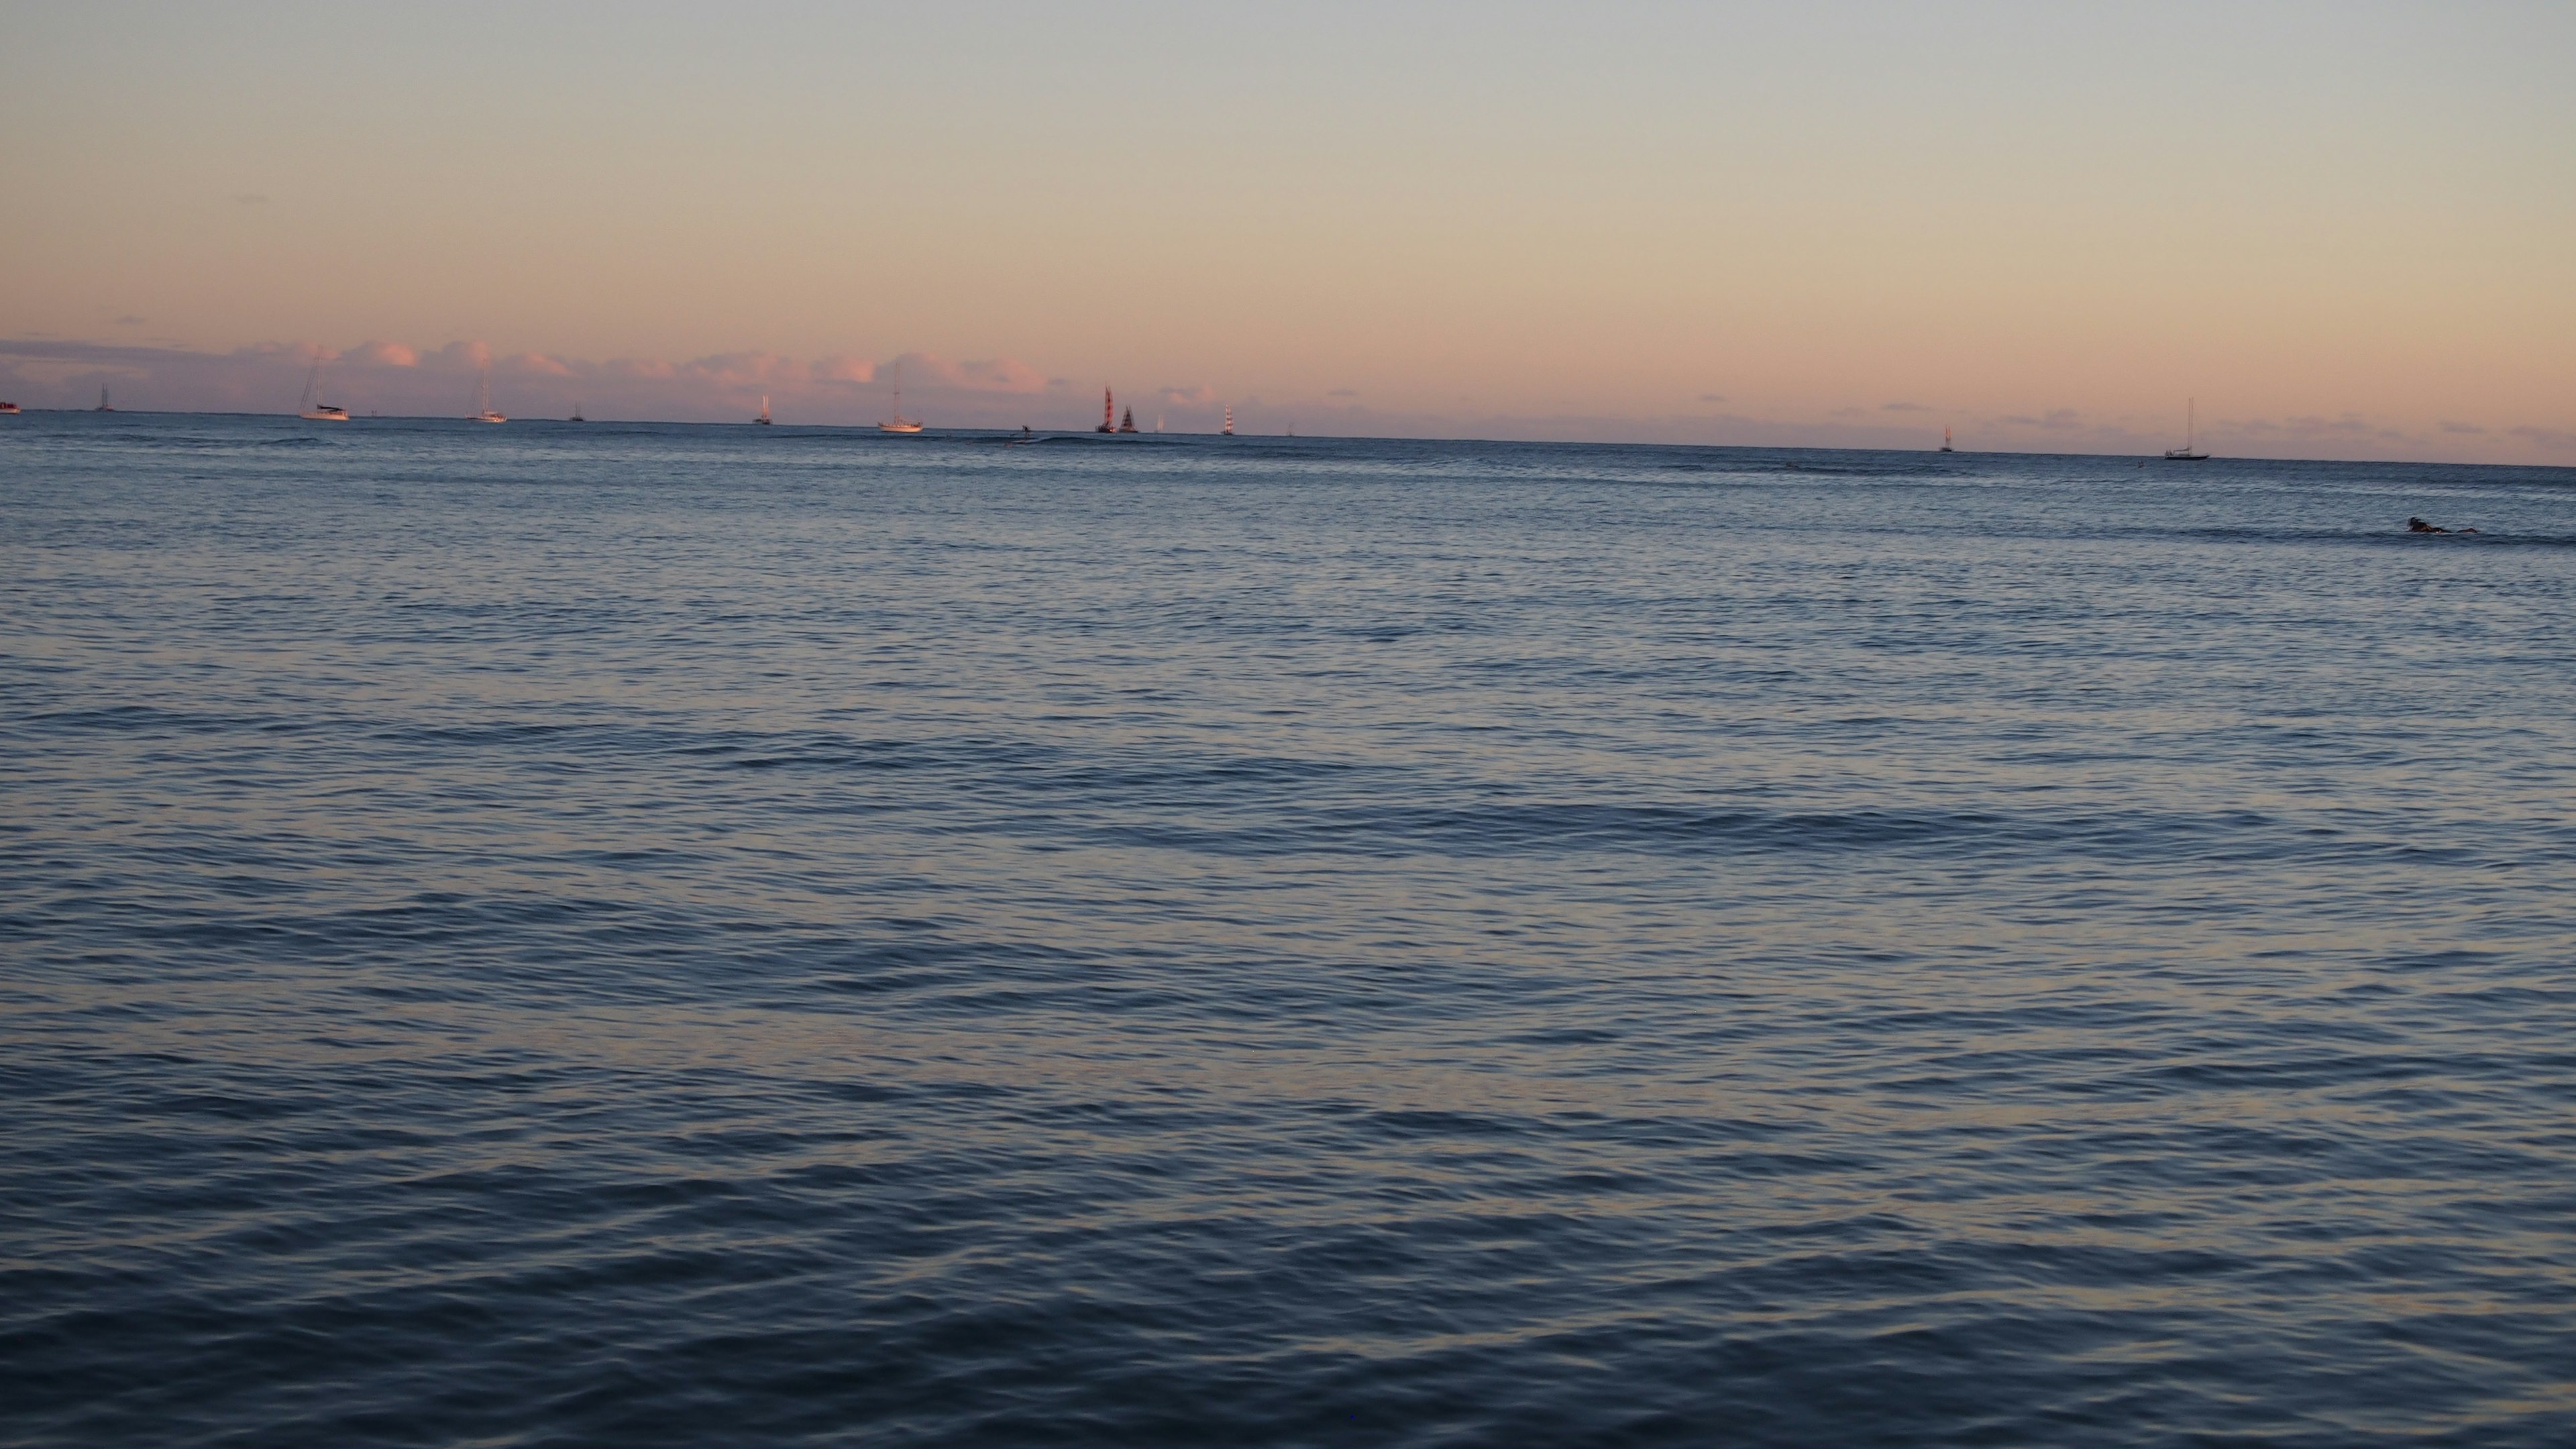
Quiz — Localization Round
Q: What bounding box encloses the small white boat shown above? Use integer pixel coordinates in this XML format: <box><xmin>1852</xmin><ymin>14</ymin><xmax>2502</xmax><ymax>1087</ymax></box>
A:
<box><xmin>878</xmin><ymin>363</ymin><xmax>923</xmax><ymax>433</ymax></box>
<box><xmin>297</xmin><ymin>364</ymin><xmax>349</xmax><ymax>420</ymax></box>
<box><xmin>2163</xmin><ymin>398</ymin><xmax>2208</xmax><ymax>460</ymax></box>
<box><xmin>470</xmin><ymin>368</ymin><xmax>505</xmax><ymax>423</ymax></box>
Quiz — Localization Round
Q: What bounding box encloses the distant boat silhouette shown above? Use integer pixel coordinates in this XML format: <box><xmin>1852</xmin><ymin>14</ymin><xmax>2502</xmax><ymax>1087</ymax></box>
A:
<box><xmin>2163</xmin><ymin>398</ymin><xmax>2208</xmax><ymax>460</ymax></box>
<box><xmin>469</xmin><ymin>368</ymin><xmax>505</xmax><ymax>423</ymax></box>
<box><xmin>95</xmin><ymin>384</ymin><xmax>115</xmax><ymax>413</ymax></box>
<box><xmin>879</xmin><ymin>363</ymin><xmax>922</xmax><ymax>433</ymax></box>
<box><xmin>570</xmin><ymin>401</ymin><xmax>586</xmax><ymax>423</ymax></box>
<box><xmin>1938</xmin><ymin>426</ymin><xmax>1953</xmax><ymax>453</ymax></box>
<box><xmin>1117</xmin><ymin>407</ymin><xmax>1138</xmax><ymax>433</ymax></box>
<box><xmin>0</xmin><ymin>400</ymin><xmax>20</xmax><ymax>415</ymax></box>
<box><xmin>297</xmin><ymin>363</ymin><xmax>348</xmax><ymax>421</ymax></box>
<box><xmin>755</xmin><ymin>395</ymin><xmax>773</xmax><ymax>426</ymax></box>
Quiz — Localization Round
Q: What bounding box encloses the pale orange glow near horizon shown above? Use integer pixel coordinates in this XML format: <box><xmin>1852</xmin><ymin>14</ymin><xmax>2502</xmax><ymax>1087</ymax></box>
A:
<box><xmin>4</xmin><ymin>1</ymin><xmax>2571</xmax><ymax>459</ymax></box>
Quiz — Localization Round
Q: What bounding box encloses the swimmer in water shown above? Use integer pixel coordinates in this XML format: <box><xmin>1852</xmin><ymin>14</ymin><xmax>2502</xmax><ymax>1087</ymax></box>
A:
<box><xmin>2408</xmin><ymin>517</ymin><xmax>2479</xmax><ymax>535</ymax></box>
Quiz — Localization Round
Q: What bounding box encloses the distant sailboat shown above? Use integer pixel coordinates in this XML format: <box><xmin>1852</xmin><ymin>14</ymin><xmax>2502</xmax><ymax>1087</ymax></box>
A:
<box><xmin>297</xmin><ymin>363</ymin><xmax>349</xmax><ymax>421</ymax></box>
<box><xmin>1938</xmin><ymin>426</ymin><xmax>1953</xmax><ymax>453</ymax></box>
<box><xmin>470</xmin><ymin>368</ymin><xmax>505</xmax><ymax>423</ymax></box>
<box><xmin>570</xmin><ymin>401</ymin><xmax>586</xmax><ymax>422</ymax></box>
<box><xmin>755</xmin><ymin>395</ymin><xmax>773</xmax><ymax>426</ymax></box>
<box><xmin>1097</xmin><ymin>387</ymin><xmax>1117</xmax><ymax>433</ymax></box>
<box><xmin>878</xmin><ymin>364</ymin><xmax>922</xmax><ymax>433</ymax></box>
<box><xmin>2163</xmin><ymin>398</ymin><xmax>2208</xmax><ymax>460</ymax></box>
<box><xmin>1117</xmin><ymin>407</ymin><xmax>1138</xmax><ymax>433</ymax></box>
<box><xmin>0</xmin><ymin>401</ymin><xmax>21</xmax><ymax>415</ymax></box>
<box><xmin>95</xmin><ymin>384</ymin><xmax>115</xmax><ymax>413</ymax></box>
<box><xmin>1222</xmin><ymin>405</ymin><xmax>1233</xmax><ymax>436</ymax></box>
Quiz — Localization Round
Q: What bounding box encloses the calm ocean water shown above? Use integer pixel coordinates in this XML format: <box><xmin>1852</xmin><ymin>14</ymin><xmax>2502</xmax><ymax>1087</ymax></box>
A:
<box><xmin>5</xmin><ymin>413</ymin><xmax>2574</xmax><ymax>1446</ymax></box>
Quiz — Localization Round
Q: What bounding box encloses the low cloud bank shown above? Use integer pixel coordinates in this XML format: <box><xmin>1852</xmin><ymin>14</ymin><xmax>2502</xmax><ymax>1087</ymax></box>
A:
<box><xmin>1</xmin><ymin>336</ymin><xmax>2569</xmax><ymax>462</ymax></box>
<box><xmin>0</xmin><ymin>338</ymin><xmax>1058</xmax><ymax>427</ymax></box>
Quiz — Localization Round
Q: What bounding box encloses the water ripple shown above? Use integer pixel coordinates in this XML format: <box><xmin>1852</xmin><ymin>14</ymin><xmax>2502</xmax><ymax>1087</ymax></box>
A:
<box><xmin>4</xmin><ymin>416</ymin><xmax>2573</xmax><ymax>1446</ymax></box>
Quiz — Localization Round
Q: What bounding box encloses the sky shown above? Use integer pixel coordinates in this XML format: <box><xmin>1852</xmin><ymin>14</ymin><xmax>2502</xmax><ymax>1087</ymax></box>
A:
<box><xmin>3</xmin><ymin>0</ymin><xmax>2571</xmax><ymax>460</ymax></box>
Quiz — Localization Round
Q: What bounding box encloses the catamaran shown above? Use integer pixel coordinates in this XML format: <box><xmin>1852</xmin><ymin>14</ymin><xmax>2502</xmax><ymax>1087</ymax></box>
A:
<box><xmin>297</xmin><ymin>364</ymin><xmax>349</xmax><ymax>421</ymax></box>
<box><xmin>2163</xmin><ymin>398</ymin><xmax>2208</xmax><ymax>460</ymax></box>
<box><xmin>95</xmin><ymin>384</ymin><xmax>115</xmax><ymax>413</ymax></box>
<box><xmin>0</xmin><ymin>401</ymin><xmax>20</xmax><ymax>415</ymax></box>
<box><xmin>470</xmin><ymin>368</ymin><xmax>505</xmax><ymax>423</ymax></box>
<box><xmin>1097</xmin><ymin>387</ymin><xmax>1117</xmax><ymax>433</ymax></box>
<box><xmin>755</xmin><ymin>396</ymin><xmax>773</xmax><ymax>426</ymax></box>
<box><xmin>879</xmin><ymin>364</ymin><xmax>923</xmax><ymax>433</ymax></box>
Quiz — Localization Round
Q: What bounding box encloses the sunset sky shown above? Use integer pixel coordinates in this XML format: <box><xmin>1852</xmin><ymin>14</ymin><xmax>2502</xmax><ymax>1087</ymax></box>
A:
<box><xmin>5</xmin><ymin>1</ymin><xmax>2571</xmax><ymax>459</ymax></box>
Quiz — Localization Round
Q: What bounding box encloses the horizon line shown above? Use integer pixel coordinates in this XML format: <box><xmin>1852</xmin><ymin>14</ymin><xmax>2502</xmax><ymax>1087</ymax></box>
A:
<box><xmin>9</xmin><ymin>406</ymin><xmax>2571</xmax><ymax>473</ymax></box>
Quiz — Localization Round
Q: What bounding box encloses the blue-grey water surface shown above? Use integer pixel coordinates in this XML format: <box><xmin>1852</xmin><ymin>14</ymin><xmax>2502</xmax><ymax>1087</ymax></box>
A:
<box><xmin>5</xmin><ymin>413</ymin><xmax>2575</xmax><ymax>1446</ymax></box>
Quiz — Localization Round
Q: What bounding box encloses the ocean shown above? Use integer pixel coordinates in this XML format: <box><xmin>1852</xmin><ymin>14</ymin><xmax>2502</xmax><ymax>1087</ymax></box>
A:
<box><xmin>5</xmin><ymin>413</ymin><xmax>2573</xmax><ymax>1446</ymax></box>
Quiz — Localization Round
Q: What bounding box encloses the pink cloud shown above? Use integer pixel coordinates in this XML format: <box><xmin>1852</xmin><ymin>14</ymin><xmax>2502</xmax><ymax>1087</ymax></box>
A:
<box><xmin>678</xmin><ymin>352</ymin><xmax>759</xmax><ymax>383</ymax></box>
<box><xmin>343</xmin><ymin>339</ymin><xmax>417</xmax><ymax>368</ymax></box>
<box><xmin>890</xmin><ymin>351</ymin><xmax>1049</xmax><ymax>394</ymax></box>
<box><xmin>403</xmin><ymin>341</ymin><xmax>492</xmax><ymax>373</ymax></box>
